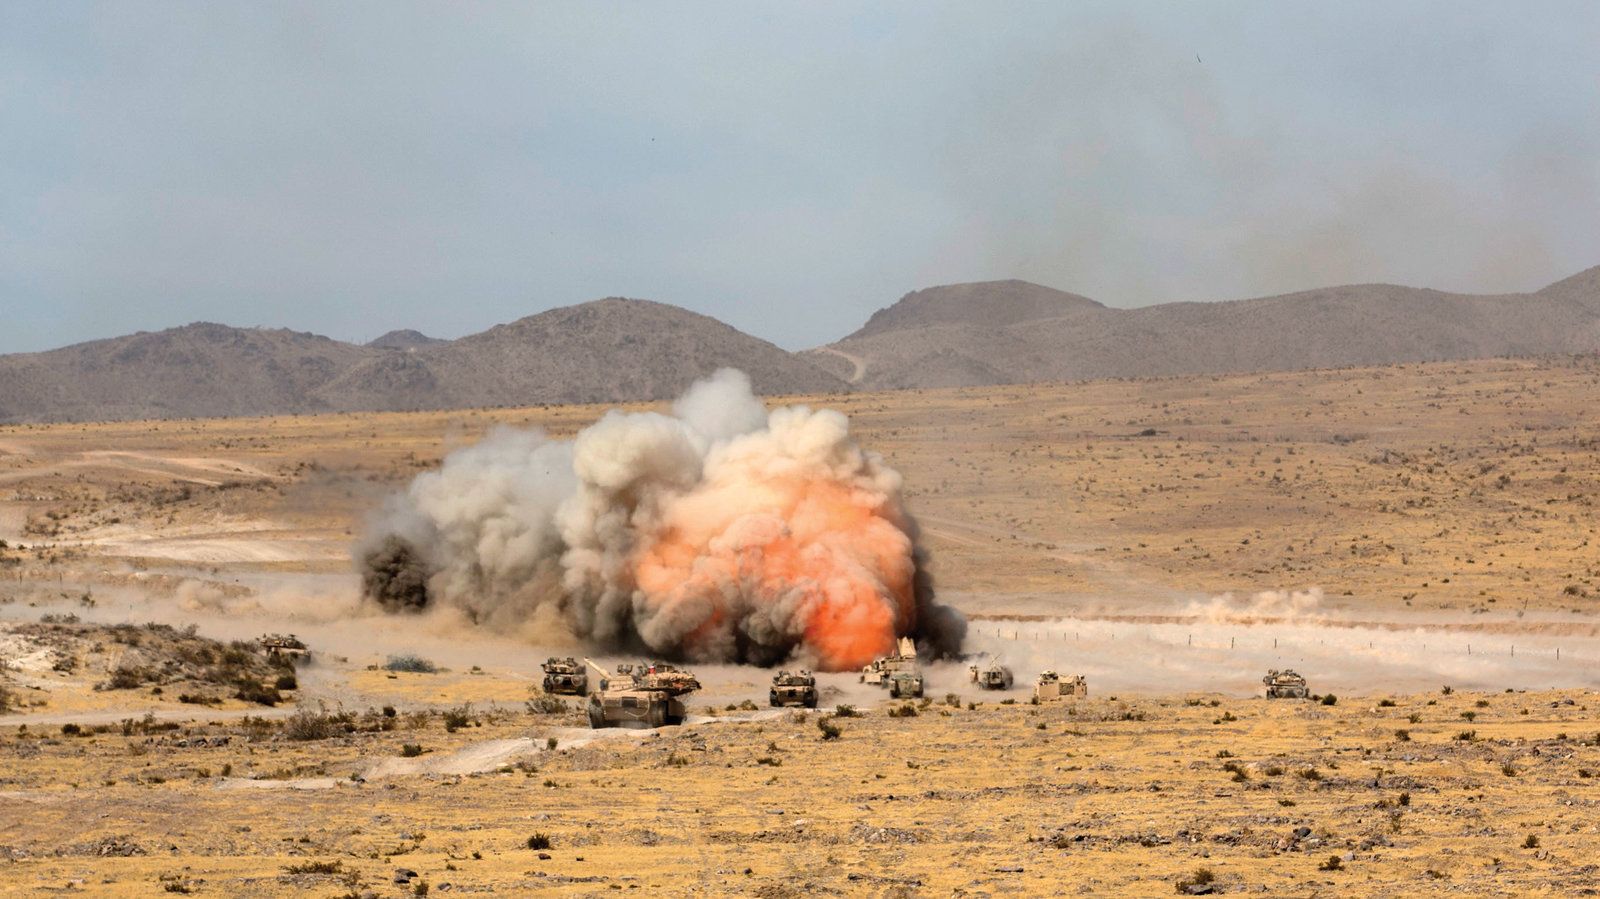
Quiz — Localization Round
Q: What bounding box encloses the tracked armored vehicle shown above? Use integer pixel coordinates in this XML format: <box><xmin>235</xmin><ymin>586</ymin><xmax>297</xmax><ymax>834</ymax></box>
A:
<box><xmin>540</xmin><ymin>657</ymin><xmax>587</xmax><ymax>695</ymax></box>
<box><xmin>258</xmin><ymin>634</ymin><xmax>309</xmax><ymax>662</ymax></box>
<box><xmin>861</xmin><ymin>637</ymin><xmax>919</xmax><ymax>687</ymax></box>
<box><xmin>1034</xmin><ymin>670</ymin><xmax>1088</xmax><ymax>701</ymax></box>
<box><xmin>969</xmin><ymin>661</ymin><xmax>1014</xmax><ymax>690</ymax></box>
<box><xmin>1263</xmin><ymin>669</ymin><xmax>1309</xmax><ymax>699</ymax></box>
<box><xmin>889</xmin><ymin>670</ymin><xmax>925</xmax><ymax>699</ymax></box>
<box><xmin>584</xmin><ymin>659</ymin><xmax>700</xmax><ymax>728</ymax></box>
<box><xmin>769</xmin><ymin>670</ymin><xmax>818</xmax><ymax>708</ymax></box>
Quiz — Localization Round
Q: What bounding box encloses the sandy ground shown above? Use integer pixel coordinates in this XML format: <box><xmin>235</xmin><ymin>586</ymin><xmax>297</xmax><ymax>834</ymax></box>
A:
<box><xmin>1</xmin><ymin>355</ymin><xmax>1599</xmax><ymax>894</ymax></box>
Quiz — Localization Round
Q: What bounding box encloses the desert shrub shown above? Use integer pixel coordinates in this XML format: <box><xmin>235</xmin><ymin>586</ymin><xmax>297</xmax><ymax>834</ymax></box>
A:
<box><xmin>1441</xmin><ymin>685</ymin><xmax>1454</xmax><ymax>695</ymax></box>
<box><xmin>886</xmin><ymin>703</ymin><xmax>918</xmax><ymax>718</ymax></box>
<box><xmin>235</xmin><ymin>682</ymin><xmax>282</xmax><ymax>706</ymax></box>
<box><xmin>817</xmin><ymin>717</ymin><xmax>843</xmax><ymax>740</ymax></box>
<box><xmin>526</xmin><ymin>833</ymin><xmax>552</xmax><ymax>850</ymax></box>
<box><xmin>1320</xmin><ymin>694</ymin><xmax>1338</xmax><ymax>706</ymax></box>
<box><xmin>1174</xmin><ymin>868</ymin><xmax>1215</xmax><ymax>893</ymax></box>
<box><xmin>526</xmin><ymin>696</ymin><xmax>568</xmax><ymax>715</ymax></box>
<box><xmin>1394</xmin><ymin>729</ymin><xmax>1411</xmax><ymax>742</ymax></box>
<box><xmin>104</xmin><ymin>666</ymin><xmax>154</xmax><ymax>690</ymax></box>
<box><xmin>443</xmin><ymin>705</ymin><xmax>475</xmax><ymax>732</ymax></box>
<box><xmin>1455</xmin><ymin>730</ymin><xmax>1477</xmax><ymax>742</ymax></box>
<box><xmin>61</xmin><ymin>723</ymin><xmax>82</xmax><ymax>736</ymax></box>
<box><xmin>385</xmin><ymin>654</ymin><xmax>437</xmax><ymax>673</ymax></box>
<box><xmin>284</xmin><ymin>706</ymin><xmax>350</xmax><ymax>741</ymax></box>
<box><xmin>1397</xmin><ymin>792</ymin><xmax>1411</xmax><ymax>806</ymax></box>
<box><xmin>1522</xmin><ymin>835</ymin><xmax>1540</xmax><ymax>849</ymax></box>
<box><xmin>1377</xmin><ymin>698</ymin><xmax>1396</xmax><ymax>707</ymax></box>
<box><xmin>832</xmin><ymin>704</ymin><xmax>861</xmax><ymax>718</ymax></box>
<box><xmin>1297</xmin><ymin>768</ymin><xmax>1322</xmax><ymax>781</ymax></box>
<box><xmin>1319</xmin><ymin>855</ymin><xmax>1343</xmax><ymax>871</ymax></box>
<box><xmin>283</xmin><ymin>860</ymin><xmax>343</xmax><ymax>875</ymax></box>
<box><xmin>274</xmin><ymin>673</ymin><xmax>298</xmax><ymax>691</ymax></box>
<box><xmin>400</xmin><ymin>744</ymin><xmax>424</xmax><ymax>758</ymax></box>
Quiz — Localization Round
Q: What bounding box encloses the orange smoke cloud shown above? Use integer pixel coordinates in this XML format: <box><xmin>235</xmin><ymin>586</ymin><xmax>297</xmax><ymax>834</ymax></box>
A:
<box><xmin>634</xmin><ymin>476</ymin><xmax>915</xmax><ymax>671</ymax></box>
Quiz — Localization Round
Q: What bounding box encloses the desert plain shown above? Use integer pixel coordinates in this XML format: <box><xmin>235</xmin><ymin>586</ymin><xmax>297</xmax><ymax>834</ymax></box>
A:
<box><xmin>3</xmin><ymin>356</ymin><xmax>1600</xmax><ymax>896</ymax></box>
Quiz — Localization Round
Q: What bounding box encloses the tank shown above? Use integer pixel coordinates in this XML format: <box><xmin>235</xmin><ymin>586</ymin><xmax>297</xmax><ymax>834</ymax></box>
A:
<box><xmin>769</xmin><ymin>670</ymin><xmax>818</xmax><ymax>708</ymax></box>
<box><xmin>258</xmin><ymin>634</ymin><xmax>309</xmax><ymax>662</ymax></box>
<box><xmin>1263</xmin><ymin>669</ymin><xmax>1309</xmax><ymax>699</ymax></box>
<box><xmin>585</xmin><ymin>659</ymin><xmax>701</xmax><ymax>728</ymax></box>
<box><xmin>1034</xmin><ymin>670</ymin><xmax>1088</xmax><ymax>702</ymax></box>
<box><xmin>540</xmin><ymin>657</ymin><xmax>587</xmax><ymax>695</ymax></box>
<box><xmin>860</xmin><ymin>637</ymin><xmax>919</xmax><ymax>687</ymax></box>
<box><xmin>969</xmin><ymin>661</ymin><xmax>1014</xmax><ymax>690</ymax></box>
<box><xmin>889</xmin><ymin>670</ymin><xmax>925</xmax><ymax>699</ymax></box>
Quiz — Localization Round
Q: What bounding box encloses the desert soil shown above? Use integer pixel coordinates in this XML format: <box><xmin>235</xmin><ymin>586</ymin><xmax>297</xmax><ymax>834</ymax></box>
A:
<box><xmin>2</xmin><ymin>356</ymin><xmax>1599</xmax><ymax>895</ymax></box>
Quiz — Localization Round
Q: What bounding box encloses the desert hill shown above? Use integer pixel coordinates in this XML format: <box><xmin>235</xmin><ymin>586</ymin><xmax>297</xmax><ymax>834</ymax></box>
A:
<box><xmin>366</xmin><ymin>329</ymin><xmax>447</xmax><ymax>350</ymax></box>
<box><xmin>0</xmin><ymin>300</ymin><xmax>845</xmax><ymax>423</ymax></box>
<box><xmin>809</xmin><ymin>269</ymin><xmax>1600</xmax><ymax>388</ymax></box>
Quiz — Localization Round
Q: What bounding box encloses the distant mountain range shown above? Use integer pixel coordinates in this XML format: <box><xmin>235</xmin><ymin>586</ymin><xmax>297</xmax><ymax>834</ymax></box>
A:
<box><xmin>1</xmin><ymin>266</ymin><xmax>1597</xmax><ymax>423</ymax></box>
<box><xmin>804</xmin><ymin>266</ymin><xmax>1600</xmax><ymax>389</ymax></box>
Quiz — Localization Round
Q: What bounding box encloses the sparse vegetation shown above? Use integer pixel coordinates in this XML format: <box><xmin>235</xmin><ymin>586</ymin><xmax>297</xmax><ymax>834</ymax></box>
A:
<box><xmin>385</xmin><ymin>654</ymin><xmax>438</xmax><ymax>673</ymax></box>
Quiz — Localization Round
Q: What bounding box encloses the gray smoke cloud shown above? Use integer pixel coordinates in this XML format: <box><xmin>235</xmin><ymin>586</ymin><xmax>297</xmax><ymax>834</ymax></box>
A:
<box><xmin>358</xmin><ymin>369</ymin><xmax>965</xmax><ymax>669</ymax></box>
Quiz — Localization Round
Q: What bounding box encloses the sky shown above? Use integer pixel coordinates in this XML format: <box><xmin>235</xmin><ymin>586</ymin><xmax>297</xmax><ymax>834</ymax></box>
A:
<box><xmin>3</xmin><ymin>2</ymin><xmax>1598</xmax><ymax>354</ymax></box>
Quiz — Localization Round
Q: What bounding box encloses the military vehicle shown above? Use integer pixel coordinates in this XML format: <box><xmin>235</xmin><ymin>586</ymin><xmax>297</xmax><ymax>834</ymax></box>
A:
<box><xmin>769</xmin><ymin>670</ymin><xmax>818</xmax><ymax>708</ymax></box>
<box><xmin>969</xmin><ymin>661</ymin><xmax>1014</xmax><ymax>690</ymax></box>
<box><xmin>889</xmin><ymin>670</ymin><xmax>925</xmax><ymax>699</ymax></box>
<box><xmin>1034</xmin><ymin>670</ymin><xmax>1088</xmax><ymax>701</ymax></box>
<box><xmin>1263</xmin><ymin>669</ymin><xmax>1309</xmax><ymax>699</ymax></box>
<box><xmin>540</xmin><ymin>657</ymin><xmax>587</xmax><ymax>695</ymax></box>
<box><xmin>258</xmin><ymin>634</ymin><xmax>309</xmax><ymax>662</ymax></box>
<box><xmin>860</xmin><ymin>637</ymin><xmax>919</xmax><ymax>687</ymax></box>
<box><xmin>584</xmin><ymin>659</ymin><xmax>701</xmax><ymax>728</ymax></box>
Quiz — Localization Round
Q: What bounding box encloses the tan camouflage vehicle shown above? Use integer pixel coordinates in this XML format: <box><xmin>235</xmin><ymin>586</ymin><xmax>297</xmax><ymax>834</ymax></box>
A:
<box><xmin>889</xmin><ymin>670</ymin><xmax>925</xmax><ymax>699</ymax></box>
<box><xmin>584</xmin><ymin>659</ymin><xmax>700</xmax><ymax>728</ymax></box>
<box><xmin>769</xmin><ymin>670</ymin><xmax>818</xmax><ymax>708</ymax></box>
<box><xmin>969</xmin><ymin>661</ymin><xmax>1014</xmax><ymax>690</ymax></box>
<box><xmin>540</xmin><ymin>657</ymin><xmax>587</xmax><ymax>695</ymax></box>
<box><xmin>1034</xmin><ymin>670</ymin><xmax>1088</xmax><ymax>701</ymax></box>
<box><xmin>1263</xmin><ymin>669</ymin><xmax>1309</xmax><ymax>699</ymax></box>
<box><xmin>860</xmin><ymin>637</ymin><xmax>919</xmax><ymax>687</ymax></box>
<box><xmin>258</xmin><ymin>634</ymin><xmax>309</xmax><ymax>662</ymax></box>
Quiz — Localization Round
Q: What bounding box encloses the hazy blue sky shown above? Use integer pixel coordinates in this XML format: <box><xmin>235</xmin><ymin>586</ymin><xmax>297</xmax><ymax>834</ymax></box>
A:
<box><xmin>3</xmin><ymin>2</ymin><xmax>1598</xmax><ymax>354</ymax></box>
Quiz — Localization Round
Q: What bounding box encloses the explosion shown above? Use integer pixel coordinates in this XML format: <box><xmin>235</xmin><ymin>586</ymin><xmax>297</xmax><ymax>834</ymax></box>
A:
<box><xmin>359</xmin><ymin>369</ymin><xmax>965</xmax><ymax>670</ymax></box>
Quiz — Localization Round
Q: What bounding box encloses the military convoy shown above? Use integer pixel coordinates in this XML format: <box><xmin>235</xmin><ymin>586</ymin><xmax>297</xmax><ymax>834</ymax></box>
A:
<box><xmin>540</xmin><ymin>657</ymin><xmax>587</xmax><ymax>695</ymax></box>
<box><xmin>565</xmin><ymin>645</ymin><xmax>1310</xmax><ymax>730</ymax></box>
<box><xmin>769</xmin><ymin>670</ymin><xmax>818</xmax><ymax>708</ymax></box>
<box><xmin>969</xmin><ymin>661</ymin><xmax>1014</xmax><ymax>690</ymax></box>
<box><xmin>1034</xmin><ymin>670</ymin><xmax>1088</xmax><ymax>701</ymax></box>
<box><xmin>1263</xmin><ymin>669</ymin><xmax>1309</xmax><ymax>699</ymax></box>
<box><xmin>583</xmin><ymin>659</ymin><xmax>702</xmax><ymax>728</ymax></box>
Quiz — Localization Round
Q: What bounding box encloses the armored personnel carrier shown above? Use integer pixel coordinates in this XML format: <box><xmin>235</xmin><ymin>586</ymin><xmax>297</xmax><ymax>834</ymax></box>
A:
<box><xmin>769</xmin><ymin>670</ymin><xmax>818</xmax><ymax>708</ymax></box>
<box><xmin>969</xmin><ymin>661</ymin><xmax>1014</xmax><ymax>690</ymax></box>
<box><xmin>258</xmin><ymin>634</ymin><xmax>309</xmax><ymax>662</ymax></box>
<box><xmin>860</xmin><ymin>637</ymin><xmax>919</xmax><ymax>687</ymax></box>
<box><xmin>889</xmin><ymin>670</ymin><xmax>925</xmax><ymax>699</ymax></box>
<box><xmin>1263</xmin><ymin>669</ymin><xmax>1309</xmax><ymax>699</ymax></box>
<box><xmin>584</xmin><ymin>659</ymin><xmax>701</xmax><ymax>728</ymax></box>
<box><xmin>540</xmin><ymin>657</ymin><xmax>587</xmax><ymax>695</ymax></box>
<box><xmin>1034</xmin><ymin>670</ymin><xmax>1088</xmax><ymax>701</ymax></box>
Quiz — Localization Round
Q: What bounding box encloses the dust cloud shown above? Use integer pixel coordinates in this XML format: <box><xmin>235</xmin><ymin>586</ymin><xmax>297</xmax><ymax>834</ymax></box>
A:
<box><xmin>357</xmin><ymin>369</ymin><xmax>965</xmax><ymax>671</ymax></box>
